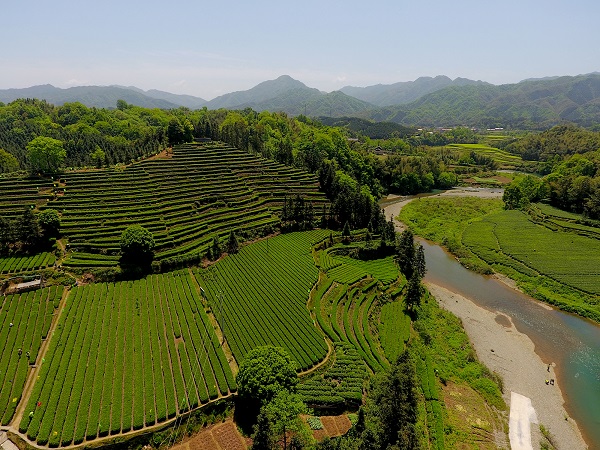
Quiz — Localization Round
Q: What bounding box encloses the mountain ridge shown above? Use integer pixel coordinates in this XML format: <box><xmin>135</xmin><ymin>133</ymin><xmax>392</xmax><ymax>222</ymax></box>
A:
<box><xmin>2</xmin><ymin>73</ymin><xmax>600</xmax><ymax>127</ymax></box>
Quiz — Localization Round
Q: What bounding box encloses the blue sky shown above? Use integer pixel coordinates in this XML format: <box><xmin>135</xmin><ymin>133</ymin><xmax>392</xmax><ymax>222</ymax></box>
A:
<box><xmin>1</xmin><ymin>0</ymin><xmax>598</xmax><ymax>100</ymax></box>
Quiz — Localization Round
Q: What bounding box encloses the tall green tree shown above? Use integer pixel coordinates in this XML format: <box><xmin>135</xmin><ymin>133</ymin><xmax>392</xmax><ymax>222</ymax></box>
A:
<box><xmin>17</xmin><ymin>208</ymin><xmax>41</xmax><ymax>250</ymax></box>
<box><xmin>227</xmin><ymin>230</ymin><xmax>239</xmax><ymax>254</ymax></box>
<box><xmin>211</xmin><ymin>235</ymin><xmax>222</xmax><ymax>260</ymax></box>
<box><xmin>38</xmin><ymin>209</ymin><xmax>61</xmax><ymax>239</ymax></box>
<box><xmin>251</xmin><ymin>411</ymin><xmax>276</xmax><ymax>450</ymax></box>
<box><xmin>0</xmin><ymin>217</ymin><xmax>14</xmax><ymax>254</ymax></box>
<box><xmin>263</xmin><ymin>391</ymin><xmax>309</xmax><ymax>450</ymax></box>
<box><xmin>120</xmin><ymin>225</ymin><xmax>155</xmax><ymax>265</ymax></box>
<box><xmin>405</xmin><ymin>272</ymin><xmax>423</xmax><ymax>311</ymax></box>
<box><xmin>369</xmin><ymin>351</ymin><xmax>419</xmax><ymax>449</ymax></box>
<box><xmin>342</xmin><ymin>221</ymin><xmax>351</xmax><ymax>243</ymax></box>
<box><xmin>0</xmin><ymin>148</ymin><xmax>19</xmax><ymax>173</ymax></box>
<box><xmin>167</xmin><ymin>117</ymin><xmax>188</xmax><ymax>146</ymax></box>
<box><xmin>26</xmin><ymin>136</ymin><xmax>66</xmax><ymax>174</ymax></box>
<box><xmin>236</xmin><ymin>346</ymin><xmax>298</xmax><ymax>411</ymax></box>
<box><xmin>90</xmin><ymin>146</ymin><xmax>106</xmax><ymax>168</ymax></box>
<box><xmin>396</xmin><ymin>229</ymin><xmax>416</xmax><ymax>278</ymax></box>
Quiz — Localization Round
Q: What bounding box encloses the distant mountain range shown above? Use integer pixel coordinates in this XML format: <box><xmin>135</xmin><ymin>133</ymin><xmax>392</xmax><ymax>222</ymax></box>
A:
<box><xmin>2</xmin><ymin>73</ymin><xmax>600</xmax><ymax>128</ymax></box>
<box><xmin>339</xmin><ymin>75</ymin><xmax>488</xmax><ymax>107</ymax></box>
<box><xmin>0</xmin><ymin>84</ymin><xmax>186</xmax><ymax>109</ymax></box>
<box><xmin>372</xmin><ymin>73</ymin><xmax>600</xmax><ymax>128</ymax></box>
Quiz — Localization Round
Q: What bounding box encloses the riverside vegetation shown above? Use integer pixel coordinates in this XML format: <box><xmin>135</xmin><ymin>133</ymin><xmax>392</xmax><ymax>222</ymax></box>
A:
<box><xmin>400</xmin><ymin>197</ymin><xmax>600</xmax><ymax>322</ymax></box>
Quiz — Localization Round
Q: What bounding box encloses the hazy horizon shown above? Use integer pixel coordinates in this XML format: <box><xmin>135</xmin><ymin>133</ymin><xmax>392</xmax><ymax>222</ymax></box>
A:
<box><xmin>2</xmin><ymin>0</ymin><xmax>599</xmax><ymax>100</ymax></box>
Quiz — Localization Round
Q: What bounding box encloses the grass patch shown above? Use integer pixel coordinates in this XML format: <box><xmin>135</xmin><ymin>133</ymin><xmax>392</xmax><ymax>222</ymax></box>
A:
<box><xmin>400</xmin><ymin>196</ymin><xmax>600</xmax><ymax>322</ymax></box>
<box><xmin>399</xmin><ymin>197</ymin><xmax>503</xmax><ymax>273</ymax></box>
<box><xmin>408</xmin><ymin>291</ymin><xmax>507</xmax><ymax>447</ymax></box>
<box><xmin>412</xmin><ymin>293</ymin><xmax>506</xmax><ymax>410</ymax></box>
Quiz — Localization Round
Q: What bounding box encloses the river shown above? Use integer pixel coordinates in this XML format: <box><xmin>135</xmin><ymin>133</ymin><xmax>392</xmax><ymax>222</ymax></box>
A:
<box><xmin>383</xmin><ymin>194</ymin><xmax>600</xmax><ymax>449</ymax></box>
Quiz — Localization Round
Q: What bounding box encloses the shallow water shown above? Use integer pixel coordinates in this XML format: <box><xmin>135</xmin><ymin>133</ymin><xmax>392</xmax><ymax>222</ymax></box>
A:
<box><xmin>421</xmin><ymin>239</ymin><xmax>600</xmax><ymax>449</ymax></box>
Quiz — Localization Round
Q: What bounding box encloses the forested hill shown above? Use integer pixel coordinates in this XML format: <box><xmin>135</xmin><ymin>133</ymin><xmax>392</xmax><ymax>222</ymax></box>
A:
<box><xmin>370</xmin><ymin>73</ymin><xmax>600</xmax><ymax>129</ymax></box>
<box><xmin>340</xmin><ymin>75</ymin><xmax>487</xmax><ymax>107</ymax></box>
<box><xmin>204</xmin><ymin>75</ymin><xmax>376</xmax><ymax>116</ymax></box>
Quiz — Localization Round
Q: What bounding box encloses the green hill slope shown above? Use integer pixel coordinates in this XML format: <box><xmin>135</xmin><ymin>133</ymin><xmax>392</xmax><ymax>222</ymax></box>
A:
<box><xmin>0</xmin><ymin>142</ymin><xmax>329</xmax><ymax>272</ymax></box>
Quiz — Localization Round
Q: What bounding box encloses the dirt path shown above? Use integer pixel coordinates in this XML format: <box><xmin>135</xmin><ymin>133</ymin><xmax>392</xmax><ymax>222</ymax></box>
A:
<box><xmin>10</xmin><ymin>285</ymin><xmax>70</xmax><ymax>429</ymax></box>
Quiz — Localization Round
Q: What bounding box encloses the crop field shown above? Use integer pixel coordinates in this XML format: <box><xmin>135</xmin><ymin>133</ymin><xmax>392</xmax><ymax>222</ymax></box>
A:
<box><xmin>310</xmin><ymin>268</ymin><xmax>394</xmax><ymax>373</ymax></box>
<box><xmin>0</xmin><ymin>177</ymin><xmax>54</xmax><ymax>220</ymax></box>
<box><xmin>195</xmin><ymin>231</ymin><xmax>330</xmax><ymax>371</ymax></box>
<box><xmin>0</xmin><ymin>252</ymin><xmax>56</xmax><ymax>275</ymax></box>
<box><xmin>19</xmin><ymin>272</ymin><xmax>234</xmax><ymax>447</ymax></box>
<box><xmin>0</xmin><ymin>286</ymin><xmax>62</xmax><ymax>425</ymax></box>
<box><xmin>298</xmin><ymin>342</ymin><xmax>365</xmax><ymax>408</ymax></box>
<box><xmin>0</xmin><ymin>228</ymin><xmax>410</xmax><ymax>444</ymax></box>
<box><xmin>378</xmin><ymin>300</ymin><xmax>411</xmax><ymax>362</ymax></box>
<box><xmin>446</xmin><ymin>143</ymin><xmax>523</xmax><ymax>167</ymax></box>
<box><xmin>0</xmin><ymin>142</ymin><xmax>330</xmax><ymax>273</ymax></box>
<box><xmin>463</xmin><ymin>210</ymin><xmax>600</xmax><ymax>308</ymax></box>
<box><xmin>318</xmin><ymin>247</ymin><xmax>399</xmax><ymax>286</ymax></box>
<box><xmin>531</xmin><ymin>203</ymin><xmax>600</xmax><ymax>238</ymax></box>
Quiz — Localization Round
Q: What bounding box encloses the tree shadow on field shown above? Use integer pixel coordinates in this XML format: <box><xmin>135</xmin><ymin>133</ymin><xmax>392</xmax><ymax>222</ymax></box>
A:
<box><xmin>233</xmin><ymin>397</ymin><xmax>260</xmax><ymax>436</ymax></box>
<box><xmin>118</xmin><ymin>255</ymin><xmax>153</xmax><ymax>280</ymax></box>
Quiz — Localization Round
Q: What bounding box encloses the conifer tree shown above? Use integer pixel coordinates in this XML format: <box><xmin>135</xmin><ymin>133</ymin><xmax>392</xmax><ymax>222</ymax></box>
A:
<box><xmin>227</xmin><ymin>230</ymin><xmax>239</xmax><ymax>254</ymax></box>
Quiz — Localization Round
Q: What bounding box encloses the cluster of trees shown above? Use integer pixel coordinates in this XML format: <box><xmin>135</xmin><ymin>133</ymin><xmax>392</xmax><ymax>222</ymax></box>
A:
<box><xmin>0</xmin><ymin>98</ymin><xmax>196</xmax><ymax>173</ymax></box>
<box><xmin>316</xmin><ymin>352</ymin><xmax>419</xmax><ymax>450</ymax></box>
<box><xmin>501</xmin><ymin>125</ymin><xmax>600</xmax><ymax>219</ymax></box>
<box><xmin>119</xmin><ymin>225</ymin><xmax>155</xmax><ymax>269</ymax></box>
<box><xmin>0</xmin><ymin>208</ymin><xmax>60</xmax><ymax>255</ymax></box>
<box><xmin>236</xmin><ymin>346</ymin><xmax>310</xmax><ymax>450</ymax></box>
<box><xmin>502</xmin><ymin>125</ymin><xmax>600</xmax><ymax>162</ymax></box>
<box><xmin>281</xmin><ymin>196</ymin><xmax>316</xmax><ymax>231</ymax></box>
<box><xmin>546</xmin><ymin>153</ymin><xmax>600</xmax><ymax>218</ymax></box>
<box><xmin>395</xmin><ymin>230</ymin><xmax>426</xmax><ymax>311</ymax></box>
<box><xmin>237</xmin><ymin>346</ymin><xmax>420</xmax><ymax>450</ymax></box>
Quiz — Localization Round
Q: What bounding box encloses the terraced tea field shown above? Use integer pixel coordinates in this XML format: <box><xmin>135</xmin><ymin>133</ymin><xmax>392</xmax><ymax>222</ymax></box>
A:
<box><xmin>0</xmin><ymin>253</ymin><xmax>56</xmax><ymax>275</ymax></box>
<box><xmin>1</xmin><ymin>229</ymin><xmax>409</xmax><ymax>447</ymax></box>
<box><xmin>463</xmin><ymin>209</ymin><xmax>600</xmax><ymax>319</ymax></box>
<box><xmin>0</xmin><ymin>177</ymin><xmax>54</xmax><ymax>220</ymax></box>
<box><xmin>0</xmin><ymin>287</ymin><xmax>62</xmax><ymax>425</ymax></box>
<box><xmin>446</xmin><ymin>143</ymin><xmax>530</xmax><ymax>169</ymax></box>
<box><xmin>0</xmin><ymin>142</ymin><xmax>329</xmax><ymax>274</ymax></box>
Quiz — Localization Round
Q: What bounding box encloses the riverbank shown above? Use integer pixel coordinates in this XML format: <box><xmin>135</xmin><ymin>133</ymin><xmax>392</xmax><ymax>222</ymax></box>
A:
<box><xmin>381</xmin><ymin>190</ymin><xmax>592</xmax><ymax>449</ymax></box>
<box><xmin>426</xmin><ymin>283</ymin><xmax>587</xmax><ymax>449</ymax></box>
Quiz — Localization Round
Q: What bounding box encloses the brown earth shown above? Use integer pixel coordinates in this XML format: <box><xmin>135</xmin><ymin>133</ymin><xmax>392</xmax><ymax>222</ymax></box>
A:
<box><xmin>170</xmin><ymin>419</ymin><xmax>248</xmax><ymax>450</ymax></box>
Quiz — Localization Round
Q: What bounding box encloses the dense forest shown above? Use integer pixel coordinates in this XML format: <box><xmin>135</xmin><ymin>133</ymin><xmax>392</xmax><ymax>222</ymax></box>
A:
<box><xmin>501</xmin><ymin>125</ymin><xmax>600</xmax><ymax>219</ymax></box>
<box><xmin>0</xmin><ymin>98</ymin><xmax>194</xmax><ymax>169</ymax></box>
<box><xmin>371</xmin><ymin>73</ymin><xmax>600</xmax><ymax>129</ymax></box>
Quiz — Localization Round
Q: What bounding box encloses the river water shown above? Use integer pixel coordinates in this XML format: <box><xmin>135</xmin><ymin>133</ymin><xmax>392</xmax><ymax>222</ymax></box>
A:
<box><xmin>384</xmin><ymin>195</ymin><xmax>600</xmax><ymax>449</ymax></box>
